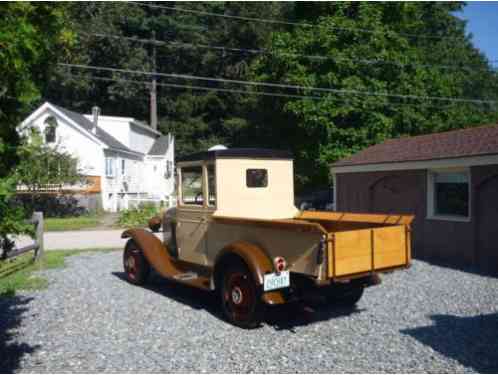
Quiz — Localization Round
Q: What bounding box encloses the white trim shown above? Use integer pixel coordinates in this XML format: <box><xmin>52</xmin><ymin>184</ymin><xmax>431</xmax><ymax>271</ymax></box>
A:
<box><xmin>19</xmin><ymin>102</ymin><xmax>106</xmax><ymax>148</ymax></box>
<box><xmin>426</xmin><ymin>167</ymin><xmax>471</xmax><ymax>222</ymax></box>
<box><xmin>331</xmin><ymin>154</ymin><xmax>498</xmax><ymax>174</ymax></box>
<box><xmin>107</xmin><ymin>147</ymin><xmax>143</xmax><ymax>157</ymax></box>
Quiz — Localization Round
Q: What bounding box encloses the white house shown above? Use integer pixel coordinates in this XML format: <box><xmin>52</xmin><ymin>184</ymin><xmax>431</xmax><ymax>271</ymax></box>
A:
<box><xmin>18</xmin><ymin>102</ymin><xmax>175</xmax><ymax>212</ymax></box>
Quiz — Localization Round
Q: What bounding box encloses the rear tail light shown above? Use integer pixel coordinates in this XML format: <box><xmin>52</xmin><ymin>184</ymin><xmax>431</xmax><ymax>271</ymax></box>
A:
<box><xmin>273</xmin><ymin>256</ymin><xmax>286</xmax><ymax>273</ymax></box>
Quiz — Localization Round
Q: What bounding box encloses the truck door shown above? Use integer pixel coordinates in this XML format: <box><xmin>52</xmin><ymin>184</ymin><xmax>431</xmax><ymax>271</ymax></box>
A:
<box><xmin>176</xmin><ymin>164</ymin><xmax>209</xmax><ymax>264</ymax></box>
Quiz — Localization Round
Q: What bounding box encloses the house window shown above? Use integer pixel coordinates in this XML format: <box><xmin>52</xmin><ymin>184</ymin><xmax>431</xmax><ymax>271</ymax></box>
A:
<box><xmin>428</xmin><ymin>169</ymin><xmax>470</xmax><ymax>220</ymax></box>
<box><xmin>246</xmin><ymin>169</ymin><xmax>268</xmax><ymax>188</ymax></box>
<box><xmin>121</xmin><ymin>159</ymin><xmax>126</xmax><ymax>175</ymax></box>
<box><xmin>181</xmin><ymin>166</ymin><xmax>203</xmax><ymax>205</ymax></box>
<box><xmin>44</xmin><ymin>116</ymin><xmax>57</xmax><ymax>143</ymax></box>
<box><xmin>105</xmin><ymin>157</ymin><xmax>115</xmax><ymax>177</ymax></box>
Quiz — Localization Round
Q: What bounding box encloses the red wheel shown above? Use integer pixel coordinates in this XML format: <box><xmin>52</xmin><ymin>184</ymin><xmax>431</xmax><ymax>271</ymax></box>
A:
<box><xmin>123</xmin><ymin>239</ymin><xmax>150</xmax><ymax>285</ymax></box>
<box><xmin>220</xmin><ymin>262</ymin><xmax>263</xmax><ymax>329</ymax></box>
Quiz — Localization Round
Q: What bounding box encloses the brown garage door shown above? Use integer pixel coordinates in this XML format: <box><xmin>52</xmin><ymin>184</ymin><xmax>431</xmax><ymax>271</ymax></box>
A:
<box><xmin>476</xmin><ymin>176</ymin><xmax>498</xmax><ymax>274</ymax></box>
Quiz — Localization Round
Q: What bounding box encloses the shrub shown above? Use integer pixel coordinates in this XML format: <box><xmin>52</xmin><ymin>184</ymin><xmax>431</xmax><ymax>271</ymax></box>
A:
<box><xmin>117</xmin><ymin>203</ymin><xmax>161</xmax><ymax>227</ymax></box>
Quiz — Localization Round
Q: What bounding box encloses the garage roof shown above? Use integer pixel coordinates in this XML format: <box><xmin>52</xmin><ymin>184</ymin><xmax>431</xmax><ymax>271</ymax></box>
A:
<box><xmin>333</xmin><ymin>123</ymin><xmax>498</xmax><ymax>168</ymax></box>
<box><xmin>177</xmin><ymin>148</ymin><xmax>292</xmax><ymax>162</ymax></box>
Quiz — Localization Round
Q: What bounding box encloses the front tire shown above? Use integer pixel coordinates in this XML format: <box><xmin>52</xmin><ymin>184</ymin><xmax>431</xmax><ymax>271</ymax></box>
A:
<box><xmin>123</xmin><ymin>240</ymin><xmax>150</xmax><ymax>285</ymax></box>
<box><xmin>219</xmin><ymin>261</ymin><xmax>263</xmax><ymax>329</ymax></box>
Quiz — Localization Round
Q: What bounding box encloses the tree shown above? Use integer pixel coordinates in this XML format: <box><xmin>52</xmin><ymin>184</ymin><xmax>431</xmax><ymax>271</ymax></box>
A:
<box><xmin>0</xmin><ymin>2</ymin><xmax>74</xmax><ymax>246</ymax></box>
<box><xmin>15</xmin><ymin>133</ymin><xmax>82</xmax><ymax>194</ymax></box>
<box><xmin>250</xmin><ymin>2</ymin><xmax>498</xmax><ymax>189</ymax></box>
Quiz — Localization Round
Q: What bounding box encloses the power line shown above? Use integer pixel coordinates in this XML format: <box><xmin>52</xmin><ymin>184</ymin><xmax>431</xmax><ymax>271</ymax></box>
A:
<box><xmin>127</xmin><ymin>1</ymin><xmax>463</xmax><ymax>42</ymax></box>
<box><xmin>87</xmin><ymin>31</ymin><xmax>498</xmax><ymax>73</ymax></box>
<box><xmin>62</xmin><ymin>73</ymin><xmax>325</xmax><ymax>101</ymax></box>
<box><xmin>62</xmin><ymin>72</ymin><xmax>467</xmax><ymax>110</ymax></box>
<box><xmin>58</xmin><ymin>62</ymin><xmax>498</xmax><ymax>105</ymax></box>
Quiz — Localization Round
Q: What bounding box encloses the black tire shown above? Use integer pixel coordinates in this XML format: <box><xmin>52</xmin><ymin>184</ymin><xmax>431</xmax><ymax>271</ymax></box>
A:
<box><xmin>327</xmin><ymin>284</ymin><xmax>364</xmax><ymax>306</ymax></box>
<box><xmin>123</xmin><ymin>239</ymin><xmax>150</xmax><ymax>285</ymax></box>
<box><xmin>219</xmin><ymin>261</ymin><xmax>263</xmax><ymax>329</ymax></box>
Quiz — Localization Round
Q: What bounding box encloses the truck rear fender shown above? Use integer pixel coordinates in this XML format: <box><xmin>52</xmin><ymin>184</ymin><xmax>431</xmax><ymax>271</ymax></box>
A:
<box><xmin>214</xmin><ymin>241</ymin><xmax>272</xmax><ymax>285</ymax></box>
<box><xmin>121</xmin><ymin>228</ymin><xmax>179</xmax><ymax>279</ymax></box>
<box><xmin>213</xmin><ymin>241</ymin><xmax>286</xmax><ymax>305</ymax></box>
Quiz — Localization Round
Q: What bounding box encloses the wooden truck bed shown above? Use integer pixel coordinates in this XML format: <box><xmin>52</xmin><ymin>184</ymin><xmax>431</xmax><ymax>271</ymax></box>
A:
<box><xmin>298</xmin><ymin>211</ymin><xmax>413</xmax><ymax>279</ymax></box>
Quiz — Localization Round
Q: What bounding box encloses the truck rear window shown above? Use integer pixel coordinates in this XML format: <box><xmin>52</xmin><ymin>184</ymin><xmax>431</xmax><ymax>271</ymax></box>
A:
<box><xmin>246</xmin><ymin>169</ymin><xmax>268</xmax><ymax>188</ymax></box>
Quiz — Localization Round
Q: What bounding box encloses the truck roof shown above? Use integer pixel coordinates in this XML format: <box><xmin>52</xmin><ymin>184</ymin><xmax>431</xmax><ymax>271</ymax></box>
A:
<box><xmin>177</xmin><ymin>148</ymin><xmax>292</xmax><ymax>162</ymax></box>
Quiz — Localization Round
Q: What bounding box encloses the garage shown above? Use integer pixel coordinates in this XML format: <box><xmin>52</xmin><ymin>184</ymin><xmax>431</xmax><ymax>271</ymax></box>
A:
<box><xmin>331</xmin><ymin>124</ymin><xmax>498</xmax><ymax>273</ymax></box>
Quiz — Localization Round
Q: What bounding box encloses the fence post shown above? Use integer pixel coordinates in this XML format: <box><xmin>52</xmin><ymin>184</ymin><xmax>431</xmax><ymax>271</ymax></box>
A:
<box><xmin>33</xmin><ymin>212</ymin><xmax>44</xmax><ymax>261</ymax></box>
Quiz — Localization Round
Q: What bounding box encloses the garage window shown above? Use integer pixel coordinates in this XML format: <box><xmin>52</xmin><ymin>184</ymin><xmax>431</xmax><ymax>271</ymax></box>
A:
<box><xmin>428</xmin><ymin>169</ymin><xmax>470</xmax><ymax>220</ymax></box>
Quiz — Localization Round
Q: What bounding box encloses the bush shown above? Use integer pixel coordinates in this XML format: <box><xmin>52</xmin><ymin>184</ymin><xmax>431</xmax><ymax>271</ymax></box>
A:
<box><xmin>13</xmin><ymin>194</ymin><xmax>88</xmax><ymax>218</ymax></box>
<box><xmin>117</xmin><ymin>203</ymin><xmax>161</xmax><ymax>227</ymax></box>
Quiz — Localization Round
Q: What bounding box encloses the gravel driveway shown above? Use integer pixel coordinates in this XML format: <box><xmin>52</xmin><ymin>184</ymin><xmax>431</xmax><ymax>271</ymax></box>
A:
<box><xmin>1</xmin><ymin>251</ymin><xmax>497</xmax><ymax>373</ymax></box>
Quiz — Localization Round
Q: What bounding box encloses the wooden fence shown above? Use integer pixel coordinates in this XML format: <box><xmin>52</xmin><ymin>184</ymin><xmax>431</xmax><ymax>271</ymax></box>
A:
<box><xmin>1</xmin><ymin>212</ymin><xmax>44</xmax><ymax>261</ymax></box>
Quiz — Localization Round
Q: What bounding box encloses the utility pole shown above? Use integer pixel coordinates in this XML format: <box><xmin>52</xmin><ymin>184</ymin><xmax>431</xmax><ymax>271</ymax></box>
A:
<box><xmin>150</xmin><ymin>30</ymin><xmax>158</xmax><ymax>130</ymax></box>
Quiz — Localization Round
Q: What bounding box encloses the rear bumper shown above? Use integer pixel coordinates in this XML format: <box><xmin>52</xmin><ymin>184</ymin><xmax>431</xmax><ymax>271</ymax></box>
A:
<box><xmin>261</xmin><ymin>272</ymin><xmax>382</xmax><ymax>305</ymax></box>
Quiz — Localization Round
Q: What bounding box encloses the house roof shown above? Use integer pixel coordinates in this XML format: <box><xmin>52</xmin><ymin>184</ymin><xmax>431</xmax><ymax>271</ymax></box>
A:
<box><xmin>177</xmin><ymin>148</ymin><xmax>292</xmax><ymax>162</ymax></box>
<box><xmin>132</xmin><ymin>120</ymin><xmax>162</xmax><ymax>136</ymax></box>
<box><xmin>148</xmin><ymin>135</ymin><xmax>170</xmax><ymax>155</ymax></box>
<box><xmin>333</xmin><ymin>124</ymin><xmax>498</xmax><ymax>168</ymax></box>
<box><xmin>51</xmin><ymin>104</ymin><xmax>135</xmax><ymax>153</ymax></box>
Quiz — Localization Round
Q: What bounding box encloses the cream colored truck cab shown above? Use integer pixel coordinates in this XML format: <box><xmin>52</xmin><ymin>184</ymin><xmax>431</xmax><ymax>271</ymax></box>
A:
<box><xmin>122</xmin><ymin>148</ymin><xmax>413</xmax><ymax>328</ymax></box>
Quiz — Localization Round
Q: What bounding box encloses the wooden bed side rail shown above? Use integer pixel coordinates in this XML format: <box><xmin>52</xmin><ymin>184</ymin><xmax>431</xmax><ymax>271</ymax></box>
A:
<box><xmin>212</xmin><ymin>215</ymin><xmax>327</xmax><ymax>234</ymax></box>
<box><xmin>297</xmin><ymin>210</ymin><xmax>414</xmax><ymax>226</ymax></box>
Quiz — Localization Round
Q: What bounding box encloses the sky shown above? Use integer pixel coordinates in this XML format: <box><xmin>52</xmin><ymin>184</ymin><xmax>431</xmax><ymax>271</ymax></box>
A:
<box><xmin>457</xmin><ymin>2</ymin><xmax>498</xmax><ymax>64</ymax></box>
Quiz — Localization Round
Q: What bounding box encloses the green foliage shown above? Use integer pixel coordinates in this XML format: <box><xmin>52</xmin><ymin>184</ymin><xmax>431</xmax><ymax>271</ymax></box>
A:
<box><xmin>0</xmin><ymin>178</ymin><xmax>32</xmax><ymax>242</ymax></box>
<box><xmin>0</xmin><ymin>3</ymin><xmax>74</xmax><ymax>244</ymax></box>
<box><xmin>15</xmin><ymin>133</ymin><xmax>83</xmax><ymax>192</ymax></box>
<box><xmin>251</xmin><ymin>2</ymin><xmax>498</xmax><ymax>188</ymax></box>
<box><xmin>43</xmin><ymin>2</ymin><xmax>498</xmax><ymax>192</ymax></box>
<box><xmin>117</xmin><ymin>203</ymin><xmax>161</xmax><ymax>227</ymax></box>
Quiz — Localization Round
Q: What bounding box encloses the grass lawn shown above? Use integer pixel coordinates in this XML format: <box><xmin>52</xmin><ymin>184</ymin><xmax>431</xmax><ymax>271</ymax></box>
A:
<box><xmin>0</xmin><ymin>249</ymin><xmax>118</xmax><ymax>297</ymax></box>
<box><xmin>44</xmin><ymin>216</ymin><xmax>101</xmax><ymax>231</ymax></box>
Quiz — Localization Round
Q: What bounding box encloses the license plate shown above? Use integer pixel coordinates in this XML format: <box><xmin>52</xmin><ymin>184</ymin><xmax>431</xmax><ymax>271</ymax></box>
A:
<box><xmin>263</xmin><ymin>271</ymin><xmax>290</xmax><ymax>292</ymax></box>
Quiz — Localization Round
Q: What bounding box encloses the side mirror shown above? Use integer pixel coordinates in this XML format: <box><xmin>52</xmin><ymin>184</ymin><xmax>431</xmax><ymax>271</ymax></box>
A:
<box><xmin>148</xmin><ymin>216</ymin><xmax>162</xmax><ymax>233</ymax></box>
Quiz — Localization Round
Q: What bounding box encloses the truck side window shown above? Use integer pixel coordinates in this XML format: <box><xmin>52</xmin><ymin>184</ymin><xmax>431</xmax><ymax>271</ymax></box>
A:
<box><xmin>181</xmin><ymin>166</ymin><xmax>203</xmax><ymax>205</ymax></box>
<box><xmin>207</xmin><ymin>165</ymin><xmax>216</xmax><ymax>206</ymax></box>
<box><xmin>246</xmin><ymin>169</ymin><xmax>268</xmax><ymax>188</ymax></box>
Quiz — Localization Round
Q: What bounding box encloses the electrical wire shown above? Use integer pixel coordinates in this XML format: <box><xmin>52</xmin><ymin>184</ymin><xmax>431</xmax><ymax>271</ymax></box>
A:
<box><xmin>58</xmin><ymin>62</ymin><xmax>498</xmax><ymax>105</ymax></box>
<box><xmin>87</xmin><ymin>31</ymin><xmax>498</xmax><ymax>73</ymax></box>
<box><xmin>61</xmin><ymin>72</ymin><xmax>489</xmax><ymax>111</ymax></box>
<box><xmin>127</xmin><ymin>1</ymin><xmax>464</xmax><ymax>42</ymax></box>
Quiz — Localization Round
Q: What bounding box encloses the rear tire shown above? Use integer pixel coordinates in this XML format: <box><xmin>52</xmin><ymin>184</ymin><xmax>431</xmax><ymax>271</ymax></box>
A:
<box><xmin>219</xmin><ymin>261</ymin><xmax>263</xmax><ymax>329</ymax></box>
<box><xmin>123</xmin><ymin>239</ymin><xmax>150</xmax><ymax>285</ymax></box>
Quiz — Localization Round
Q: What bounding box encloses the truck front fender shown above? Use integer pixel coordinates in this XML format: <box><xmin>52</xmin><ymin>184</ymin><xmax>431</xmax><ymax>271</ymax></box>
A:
<box><xmin>121</xmin><ymin>228</ymin><xmax>180</xmax><ymax>279</ymax></box>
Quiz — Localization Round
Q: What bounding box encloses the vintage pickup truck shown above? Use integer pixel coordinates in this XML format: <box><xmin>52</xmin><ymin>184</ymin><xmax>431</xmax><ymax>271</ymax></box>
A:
<box><xmin>122</xmin><ymin>148</ymin><xmax>413</xmax><ymax>328</ymax></box>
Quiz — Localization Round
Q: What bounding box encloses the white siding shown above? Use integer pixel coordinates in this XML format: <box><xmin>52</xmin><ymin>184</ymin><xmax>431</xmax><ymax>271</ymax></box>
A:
<box><xmin>20</xmin><ymin>103</ymin><xmax>176</xmax><ymax>212</ymax></box>
<box><xmin>28</xmin><ymin>111</ymin><xmax>103</xmax><ymax>176</ymax></box>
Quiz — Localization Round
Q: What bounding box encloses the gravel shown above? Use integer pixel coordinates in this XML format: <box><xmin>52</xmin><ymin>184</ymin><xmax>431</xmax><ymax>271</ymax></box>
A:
<box><xmin>1</xmin><ymin>251</ymin><xmax>498</xmax><ymax>373</ymax></box>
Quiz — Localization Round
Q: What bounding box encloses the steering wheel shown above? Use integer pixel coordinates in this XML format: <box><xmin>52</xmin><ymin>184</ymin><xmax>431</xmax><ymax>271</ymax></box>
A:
<box><xmin>194</xmin><ymin>192</ymin><xmax>203</xmax><ymax>204</ymax></box>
